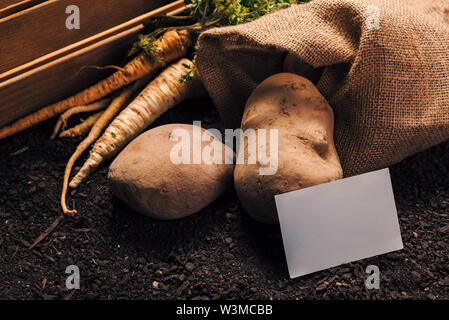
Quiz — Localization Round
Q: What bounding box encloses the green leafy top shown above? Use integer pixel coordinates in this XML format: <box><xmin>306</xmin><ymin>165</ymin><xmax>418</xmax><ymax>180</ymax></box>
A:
<box><xmin>129</xmin><ymin>33</ymin><xmax>165</xmax><ymax>64</ymax></box>
<box><xmin>130</xmin><ymin>0</ymin><xmax>298</xmax><ymax>58</ymax></box>
<box><xmin>187</xmin><ymin>0</ymin><xmax>297</xmax><ymax>26</ymax></box>
<box><xmin>179</xmin><ymin>63</ymin><xmax>196</xmax><ymax>83</ymax></box>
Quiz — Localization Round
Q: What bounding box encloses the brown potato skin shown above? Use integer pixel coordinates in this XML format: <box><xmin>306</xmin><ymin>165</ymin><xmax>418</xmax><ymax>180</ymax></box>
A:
<box><xmin>109</xmin><ymin>124</ymin><xmax>234</xmax><ymax>220</ymax></box>
<box><xmin>234</xmin><ymin>73</ymin><xmax>343</xmax><ymax>224</ymax></box>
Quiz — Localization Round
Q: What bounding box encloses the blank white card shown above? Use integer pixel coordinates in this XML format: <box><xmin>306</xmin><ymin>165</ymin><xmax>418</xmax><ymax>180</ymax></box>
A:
<box><xmin>274</xmin><ymin>168</ymin><xmax>403</xmax><ymax>278</ymax></box>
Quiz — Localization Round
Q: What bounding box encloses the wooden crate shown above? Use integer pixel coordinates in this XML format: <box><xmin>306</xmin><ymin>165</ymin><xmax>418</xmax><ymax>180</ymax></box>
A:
<box><xmin>0</xmin><ymin>0</ymin><xmax>173</xmax><ymax>74</ymax></box>
<box><xmin>0</xmin><ymin>0</ymin><xmax>185</xmax><ymax>127</ymax></box>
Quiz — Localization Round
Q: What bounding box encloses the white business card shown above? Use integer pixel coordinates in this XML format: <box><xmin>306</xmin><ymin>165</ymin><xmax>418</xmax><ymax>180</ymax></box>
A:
<box><xmin>274</xmin><ymin>168</ymin><xmax>403</xmax><ymax>278</ymax></box>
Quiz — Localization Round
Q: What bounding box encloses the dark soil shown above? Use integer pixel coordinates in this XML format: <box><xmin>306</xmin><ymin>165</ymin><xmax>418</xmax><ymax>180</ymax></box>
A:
<box><xmin>0</xmin><ymin>98</ymin><xmax>448</xmax><ymax>300</ymax></box>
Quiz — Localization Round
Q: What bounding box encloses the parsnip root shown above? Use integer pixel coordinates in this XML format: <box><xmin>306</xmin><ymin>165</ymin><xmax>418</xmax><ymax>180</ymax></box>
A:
<box><xmin>50</xmin><ymin>98</ymin><xmax>110</xmax><ymax>139</ymax></box>
<box><xmin>59</xmin><ymin>111</ymin><xmax>104</xmax><ymax>138</ymax></box>
<box><xmin>69</xmin><ymin>58</ymin><xmax>206</xmax><ymax>189</ymax></box>
<box><xmin>61</xmin><ymin>81</ymin><xmax>143</xmax><ymax>215</ymax></box>
<box><xmin>0</xmin><ymin>29</ymin><xmax>192</xmax><ymax>140</ymax></box>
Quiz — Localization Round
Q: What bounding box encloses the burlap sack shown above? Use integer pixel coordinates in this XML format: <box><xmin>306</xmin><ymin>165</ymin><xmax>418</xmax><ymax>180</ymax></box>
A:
<box><xmin>196</xmin><ymin>0</ymin><xmax>449</xmax><ymax>176</ymax></box>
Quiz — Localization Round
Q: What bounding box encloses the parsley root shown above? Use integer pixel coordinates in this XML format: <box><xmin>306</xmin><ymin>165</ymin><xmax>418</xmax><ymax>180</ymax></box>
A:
<box><xmin>59</xmin><ymin>111</ymin><xmax>104</xmax><ymax>138</ymax></box>
<box><xmin>0</xmin><ymin>29</ymin><xmax>192</xmax><ymax>140</ymax></box>
<box><xmin>69</xmin><ymin>58</ymin><xmax>205</xmax><ymax>189</ymax></box>
<box><xmin>50</xmin><ymin>98</ymin><xmax>110</xmax><ymax>139</ymax></box>
<box><xmin>61</xmin><ymin>82</ymin><xmax>144</xmax><ymax>215</ymax></box>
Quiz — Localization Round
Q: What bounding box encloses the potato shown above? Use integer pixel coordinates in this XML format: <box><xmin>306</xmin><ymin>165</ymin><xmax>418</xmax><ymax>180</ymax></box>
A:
<box><xmin>234</xmin><ymin>73</ymin><xmax>343</xmax><ymax>224</ymax></box>
<box><xmin>109</xmin><ymin>123</ymin><xmax>234</xmax><ymax>220</ymax></box>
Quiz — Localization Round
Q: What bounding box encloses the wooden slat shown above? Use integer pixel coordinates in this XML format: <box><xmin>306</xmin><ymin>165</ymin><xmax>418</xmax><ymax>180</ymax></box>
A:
<box><xmin>0</xmin><ymin>1</ymin><xmax>47</xmax><ymax>19</ymax></box>
<box><xmin>0</xmin><ymin>0</ymin><xmax>172</xmax><ymax>74</ymax></box>
<box><xmin>0</xmin><ymin>0</ymin><xmax>26</xmax><ymax>8</ymax></box>
<box><xmin>0</xmin><ymin>1</ymin><xmax>185</xmax><ymax>127</ymax></box>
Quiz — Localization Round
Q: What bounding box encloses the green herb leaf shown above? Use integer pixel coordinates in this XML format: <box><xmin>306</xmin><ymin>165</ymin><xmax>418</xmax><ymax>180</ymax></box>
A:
<box><xmin>179</xmin><ymin>66</ymin><xmax>196</xmax><ymax>83</ymax></box>
<box><xmin>130</xmin><ymin>0</ymin><xmax>299</xmax><ymax>56</ymax></box>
